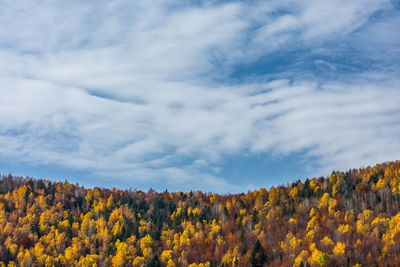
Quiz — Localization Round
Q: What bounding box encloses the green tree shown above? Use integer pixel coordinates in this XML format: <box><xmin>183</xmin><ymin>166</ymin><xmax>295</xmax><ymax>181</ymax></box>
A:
<box><xmin>250</xmin><ymin>240</ymin><xmax>266</xmax><ymax>267</ymax></box>
<box><xmin>148</xmin><ymin>254</ymin><xmax>161</xmax><ymax>267</ymax></box>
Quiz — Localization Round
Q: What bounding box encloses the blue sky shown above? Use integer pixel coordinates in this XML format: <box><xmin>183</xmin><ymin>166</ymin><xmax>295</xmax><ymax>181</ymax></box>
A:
<box><xmin>0</xmin><ymin>0</ymin><xmax>400</xmax><ymax>192</ymax></box>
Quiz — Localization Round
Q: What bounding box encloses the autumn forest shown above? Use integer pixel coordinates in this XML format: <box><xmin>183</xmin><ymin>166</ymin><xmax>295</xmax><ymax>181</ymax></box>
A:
<box><xmin>2</xmin><ymin>161</ymin><xmax>400</xmax><ymax>266</ymax></box>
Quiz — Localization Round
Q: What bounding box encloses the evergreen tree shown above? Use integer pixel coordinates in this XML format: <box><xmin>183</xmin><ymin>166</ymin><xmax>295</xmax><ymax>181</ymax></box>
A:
<box><xmin>250</xmin><ymin>239</ymin><xmax>266</xmax><ymax>267</ymax></box>
<box><xmin>148</xmin><ymin>255</ymin><xmax>161</xmax><ymax>267</ymax></box>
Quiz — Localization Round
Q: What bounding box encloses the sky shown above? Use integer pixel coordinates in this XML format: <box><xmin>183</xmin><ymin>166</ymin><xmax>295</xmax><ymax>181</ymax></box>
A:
<box><xmin>0</xmin><ymin>0</ymin><xmax>399</xmax><ymax>193</ymax></box>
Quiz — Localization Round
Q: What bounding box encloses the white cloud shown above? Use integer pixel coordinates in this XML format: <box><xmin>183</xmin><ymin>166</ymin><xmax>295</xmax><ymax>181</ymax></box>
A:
<box><xmin>0</xmin><ymin>0</ymin><xmax>399</xmax><ymax>192</ymax></box>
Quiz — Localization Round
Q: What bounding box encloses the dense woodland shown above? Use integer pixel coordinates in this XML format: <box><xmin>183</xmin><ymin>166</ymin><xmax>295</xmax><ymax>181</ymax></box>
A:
<box><xmin>1</xmin><ymin>161</ymin><xmax>400</xmax><ymax>266</ymax></box>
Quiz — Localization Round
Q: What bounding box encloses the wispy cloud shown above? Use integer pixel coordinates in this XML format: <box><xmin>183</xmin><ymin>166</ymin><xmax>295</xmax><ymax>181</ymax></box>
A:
<box><xmin>0</xmin><ymin>0</ymin><xmax>399</xmax><ymax>192</ymax></box>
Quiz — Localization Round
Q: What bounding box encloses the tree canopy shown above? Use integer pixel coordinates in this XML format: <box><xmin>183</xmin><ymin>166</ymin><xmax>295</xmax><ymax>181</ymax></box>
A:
<box><xmin>1</xmin><ymin>160</ymin><xmax>400</xmax><ymax>266</ymax></box>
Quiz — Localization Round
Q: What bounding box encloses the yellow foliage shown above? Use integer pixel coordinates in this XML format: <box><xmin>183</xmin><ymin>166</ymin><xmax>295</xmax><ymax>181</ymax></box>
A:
<box><xmin>210</xmin><ymin>219</ymin><xmax>221</xmax><ymax>235</ymax></box>
<box><xmin>188</xmin><ymin>263</ymin><xmax>210</xmax><ymax>267</ymax></box>
<box><xmin>309</xmin><ymin>208</ymin><xmax>316</xmax><ymax>218</ymax></box>
<box><xmin>306</xmin><ymin>229</ymin><xmax>315</xmax><ymax>240</ymax></box>
<box><xmin>81</xmin><ymin>213</ymin><xmax>95</xmax><ymax>236</ymax></box>
<box><xmin>392</xmin><ymin>186</ymin><xmax>399</xmax><ymax>195</ymax></box>
<box><xmin>382</xmin><ymin>212</ymin><xmax>400</xmax><ymax>253</ymax></box>
<box><xmin>318</xmin><ymin>193</ymin><xmax>330</xmax><ymax>208</ymax></box>
<box><xmin>344</xmin><ymin>210</ymin><xmax>355</xmax><ymax>223</ymax></box>
<box><xmin>280</xmin><ymin>240</ymin><xmax>288</xmax><ymax>253</ymax></box>
<box><xmin>3</xmin><ymin>161</ymin><xmax>400</xmax><ymax>266</ymax></box>
<box><xmin>239</xmin><ymin>208</ymin><xmax>246</xmax><ymax>216</ymax></box>
<box><xmin>290</xmin><ymin>236</ymin><xmax>302</xmax><ymax>251</ymax></box>
<box><xmin>79</xmin><ymin>254</ymin><xmax>98</xmax><ymax>267</ymax></box>
<box><xmin>225</xmin><ymin>201</ymin><xmax>232</xmax><ymax>212</ymax></box>
<box><xmin>362</xmin><ymin>209</ymin><xmax>374</xmax><ymax>223</ymax></box>
<box><xmin>171</xmin><ymin>208</ymin><xmax>182</xmax><ymax>221</ymax></box>
<box><xmin>216</xmin><ymin>235</ymin><xmax>224</xmax><ymax>246</ymax></box>
<box><xmin>333</xmin><ymin>242</ymin><xmax>345</xmax><ymax>255</ymax></box>
<box><xmin>321</xmin><ymin>236</ymin><xmax>334</xmax><ymax>246</ymax></box>
<box><xmin>371</xmin><ymin>217</ymin><xmax>389</xmax><ymax>227</ymax></box>
<box><xmin>266</xmin><ymin>208</ymin><xmax>278</xmax><ymax>222</ymax></box>
<box><xmin>161</xmin><ymin>229</ymin><xmax>175</xmax><ymax>249</ymax></box>
<box><xmin>310</xmin><ymin>180</ymin><xmax>317</xmax><ymax>190</ymax></box>
<box><xmin>221</xmin><ymin>247</ymin><xmax>240</xmax><ymax>266</ymax></box>
<box><xmin>138</xmin><ymin>219</ymin><xmax>151</xmax><ymax>235</ymax></box>
<box><xmin>58</xmin><ymin>219</ymin><xmax>70</xmax><ymax>233</ymax></box>
<box><xmin>289</xmin><ymin>187</ymin><xmax>299</xmax><ymax>199</ymax></box>
<box><xmin>338</xmin><ymin>224</ymin><xmax>352</xmax><ymax>234</ymax></box>
<box><xmin>167</xmin><ymin>259</ymin><xmax>176</xmax><ymax>267</ymax></box>
<box><xmin>192</xmin><ymin>207</ymin><xmax>200</xmax><ymax>216</ymax></box>
<box><xmin>210</xmin><ymin>193</ymin><xmax>217</xmax><ymax>202</ymax></box>
<box><xmin>140</xmin><ymin>234</ymin><xmax>153</xmax><ymax>251</ymax></box>
<box><xmin>17</xmin><ymin>249</ymin><xmax>34</xmax><ymax>267</ymax></box>
<box><xmin>9</xmin><ymin>244</ymin><xmax>18</xmax><ymax>257</ymax></box>
<box><xmin>142</xmin><ymin>247</ymin><xmax>153</xmax><ymax>259</ymax></box>
<box><xmin>106</xmin><ymin>194</ymin><xmax>114</xmax><ymax>209</ymax></box>
<box><xmin>328</xmin><ymin>198</ymin><xmax>337</xmax><ymax>214</ymax></box>
<box><xmin>294</xmin><ymin>250</ymin><xmax>309</xmax><ymax>267</ymax></box>
<box><xmin>132</xmin><ymin>256</ymin><xmax>145</xmax><ymax>267</ymax></box>
<box><xmin>112</xmin><ymin>240</ymin><xmax>133</xmax><ymax>267</ymax></box>
<box><xmin>376</xmin><ymin>178</ymin><xmax>387</xmax><ymax>189</ymax></box>
<box><xmin>269</xmin><ymin>187</ymin><xmax>278</xmax><ymax>204</ymax></box>
<box><xmin>356</xmin><ymin>220</ymin><xmax>366</xmax><ymax>233</ymax></box>
<box><xmin>329</xmin><ymin>174</ymin><xmax>337</xmax><ymax>184</ymax></box>
<box><xmin>72</xmin><ymin>221</ymin><xmax>79</xmax><ymax>235</ymax></box>
<box><xmin>281</xmin><ymin>232</ymin><xmax>302</xmax><ymax>253</ymax></box>
<box><xmin>187</xmin><ymin>206</ymin><xmax>192</xmax><ymax>216</ymax></box>
<box><xmin>179</xmin><ymin>231</ymin><xmax>191</xmax><ymax>248</ymax></box>
<box><xmin>64</xmin><ymin>246</ymin><xmax>78</xmax><ymax>264</ymax></box>
<box><xmin>45</xmin><ymin>256</ymin><xmax>55</xmax><ymax>267</ymax></box>
<box><xmin>308</xmin><ymin>247</ymin><xmax>329</xmax><ymax>266</ymax></box>
<box><xmin>307</xmin><ymin>216</ymin><xmax>317</xmax><ymax>230</ymax></box>
<box><xmin>354</xmin><ymin>239</ymin><xmax>362</xmax><ymax>249</ymax></box>
<box><xmin>161</xmin><ymin>250</ymin><xmax>173</xmax><ymax>263</ymax></box>
<box><xmin>332</xmin><ymin>184</ymin><xmax>338</xmax><ymax>197</ymax></box>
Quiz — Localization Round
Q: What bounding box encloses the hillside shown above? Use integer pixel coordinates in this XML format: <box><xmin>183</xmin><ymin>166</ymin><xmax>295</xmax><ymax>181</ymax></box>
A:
<box><xmin>1</xmin><ymin>161</ymin><xmax>400</xmax><ymax>266</ymax></box>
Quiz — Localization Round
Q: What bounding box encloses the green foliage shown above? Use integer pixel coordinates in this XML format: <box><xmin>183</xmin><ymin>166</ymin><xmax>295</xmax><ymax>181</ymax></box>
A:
<box><xmin>250</xmin><ymin>240</ymin><xmax>266</xmax><ymax>267</ymax></box>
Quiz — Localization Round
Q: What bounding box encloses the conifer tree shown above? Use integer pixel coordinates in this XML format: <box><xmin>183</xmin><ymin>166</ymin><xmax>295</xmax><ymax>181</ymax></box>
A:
<box><xmin>250</xmin><ymin>240</ymin><xmax>266</xmax><ymax>267</ymax></box>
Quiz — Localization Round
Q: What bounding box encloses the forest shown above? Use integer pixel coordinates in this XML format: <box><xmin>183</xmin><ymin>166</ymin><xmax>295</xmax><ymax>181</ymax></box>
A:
<box><xmin>1</xmin><ymin>161</ymin><xmax>400</xmax><ymax>266</ymax></box>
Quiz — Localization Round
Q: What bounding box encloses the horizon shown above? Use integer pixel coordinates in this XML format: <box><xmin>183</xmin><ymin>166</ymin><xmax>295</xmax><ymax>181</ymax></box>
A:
<box><xmin>0</xmin><ymin>160</ymin><xmax>394</xmax><ymax>194</ymax></box>
<box><xmin>0</xmin><ymin>0</ymin><xmax>400</xmax><ymax>193</ymax></box>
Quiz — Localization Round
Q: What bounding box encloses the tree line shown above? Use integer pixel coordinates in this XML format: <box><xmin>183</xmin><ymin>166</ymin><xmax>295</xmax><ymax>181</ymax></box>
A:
<box><xmin>1</xmin><ymin>161</ymin><xmax>400</xmax><ymax>266</ymax></box>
